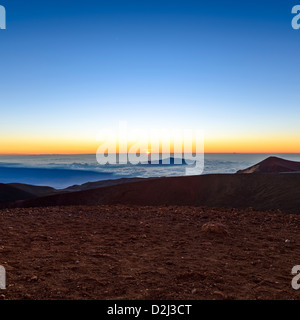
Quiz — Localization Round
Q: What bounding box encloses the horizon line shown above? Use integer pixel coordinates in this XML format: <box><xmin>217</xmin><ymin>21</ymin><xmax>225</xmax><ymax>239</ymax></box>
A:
<box><xmin>1</xmin><ymin>152</ymin><xmax>300</xmax><ymax>156</ymax></box>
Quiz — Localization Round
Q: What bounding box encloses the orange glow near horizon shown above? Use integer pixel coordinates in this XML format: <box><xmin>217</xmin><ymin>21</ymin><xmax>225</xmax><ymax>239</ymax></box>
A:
<box><xmin>1</xmin><ymin>133</ymin><xmax>300</xmax><ymax>155</ymax></box>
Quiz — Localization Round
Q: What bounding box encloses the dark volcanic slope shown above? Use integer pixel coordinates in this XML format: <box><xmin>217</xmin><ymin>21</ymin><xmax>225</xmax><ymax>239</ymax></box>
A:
<box><xmin>8</xmin><ymin>183</ymin><xmax>56</xmax><ymax>197</ymax></box>
<box><xmin>0</xmin><ymin>183</ymin><xmax>57</xmax><ymax>203</ymax></box>
<box><xmin>0</xmin><ymin>184</ymin><xmax>38</xmax><ymax>203</ymax></box>
<box><xmin>0</xmin><ymin>178</ymin><xmax>150</xmax><ymax>204</ymax></box>
<box><xmin>63</xmin><ymin>177</ymin><xmax>148</xmax><ymax>192</ymax></box>
<box><xmin>237</xmin><ymin>156</ymin><xmax>300</xmax><ymax>174</ymax></box>
<box><xmin>18</xmin><ymin>173</ymin><xmax>300</xmax><ymax>213</ymax></box>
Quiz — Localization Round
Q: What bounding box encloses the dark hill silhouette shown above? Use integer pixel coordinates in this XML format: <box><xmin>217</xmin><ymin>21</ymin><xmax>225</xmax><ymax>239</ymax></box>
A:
<box><xmin>8</xmin><ymin>173</ymin><xmax>300</xmax><ymax>214</ymax></box>
<box><xmin>7</xmin><ymin>183</ymin><xmax>56</xmax><ymax>197</ymax></box>
<box><xmin>2</xmin><ymin>157</ymin><xmax>300</xmax><ymax>213</ymax></box>
<box><xmin>237</xmin><ymin>156</ymin><xmax>300</xmax><ymax>174</ymax></box>
<box><xmin>64</xmin><ymin>177</ymin><xmax>148</xmax><ymax>192</ymax></box>
<box><xmin>0</xmin><ymin>178</ymin><xmax>149</xmax><ymax>203</ymax></box>
<box><xmin>0</xmin><ymin>183</ymin><xmax>54</xmax><ymax>203</ymax></box>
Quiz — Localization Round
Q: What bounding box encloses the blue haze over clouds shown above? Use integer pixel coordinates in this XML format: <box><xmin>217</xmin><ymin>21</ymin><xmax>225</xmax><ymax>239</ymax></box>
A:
<box><xmin>0</xmin><ymin>154</ymin><xmax>300</xmax><ymax>188</ymax></box>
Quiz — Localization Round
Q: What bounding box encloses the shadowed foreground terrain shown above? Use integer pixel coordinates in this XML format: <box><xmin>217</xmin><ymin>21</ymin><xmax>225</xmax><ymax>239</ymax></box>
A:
<box><xmin>1</xmin><ymin>205</ymin><xmax>300</xmax><ymax>300</ymax></box>
<box><xmin>1</xmin><ymin>158</ymin><xmax>300</xmax><ymax>300</ymax></box>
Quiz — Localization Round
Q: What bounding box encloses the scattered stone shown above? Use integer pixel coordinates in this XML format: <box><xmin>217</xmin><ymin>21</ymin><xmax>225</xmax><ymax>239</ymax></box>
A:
<box><xmin>201</xmin><ymin>222</ymin><xmax>229</xmax><ymax>235</ymax></box>
<box><xmin>1</xmin><ymin>205</ymin><xmax>300</xmax><ymax>300</ymax></box>
<box><xmin>285</xmin><ymin>239</ymin><xmax>291</xmax><ymax>247</ymax></box>
<box><xmin>213</xmin><ymin>290</ymin><xmax>226</xmax><ymax>298</ymax></box>
<box><xmin>201</xmin><ymin>241</ymin><xmax>213</xmax><ymax>246</ymax></box>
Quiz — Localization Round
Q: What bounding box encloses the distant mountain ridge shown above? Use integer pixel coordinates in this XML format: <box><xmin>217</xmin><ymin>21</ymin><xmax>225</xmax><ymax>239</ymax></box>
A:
<box><xmin>2</xmin><ymin>172</ymin><xmax>300</xmax><ymax>214</ymax></box>
<box><xmin>0</xmin><ymin>178</ymin><xmax>148</xmax><ymax>203</ymax></box>
<box><xmin>237</xmin><ymin>156</ymin><xmax>300</xmax><ymax>174</ymax></box>
<box><xmin>2</xmin><ymin>156</ymin><xmax>300</xmax><ymax>213</ymax></box>
<box><xmin>144</xmin><ymin>157</ymin><xmax>188</xmax><ymax>165</ymax></box>
<box><xmin>63</xmin><ymin>177</ymin><xmax>148</xmax><ymax>192</ymax></box>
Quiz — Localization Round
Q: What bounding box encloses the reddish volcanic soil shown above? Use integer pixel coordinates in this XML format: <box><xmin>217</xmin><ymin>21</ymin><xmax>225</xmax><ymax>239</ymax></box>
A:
<box><xmin>1</xmin><ymin>205</ymin><xmax>300</xmax><ymax>300</ymax></box>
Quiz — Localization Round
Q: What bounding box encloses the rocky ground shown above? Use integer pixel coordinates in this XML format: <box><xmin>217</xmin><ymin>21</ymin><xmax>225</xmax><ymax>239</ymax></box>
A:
<box><xmin>0</xmin><ymin>205</ymin><xmax>300</xmax><ymax>300</ymax></box>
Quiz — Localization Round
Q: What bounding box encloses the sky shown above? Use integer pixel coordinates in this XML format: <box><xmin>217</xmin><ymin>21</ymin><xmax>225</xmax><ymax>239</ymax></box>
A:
<box><xmin>0</xmin><ymin>0</ymin><xmax>300</xmax><ymax>154</ymax></box>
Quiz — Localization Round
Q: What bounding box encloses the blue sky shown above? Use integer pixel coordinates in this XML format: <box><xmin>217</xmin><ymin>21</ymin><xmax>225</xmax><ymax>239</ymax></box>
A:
<box><xmin>0</xmin><ymin>0</ymin><xmax>300</xmax><ymax>153</ymax></box>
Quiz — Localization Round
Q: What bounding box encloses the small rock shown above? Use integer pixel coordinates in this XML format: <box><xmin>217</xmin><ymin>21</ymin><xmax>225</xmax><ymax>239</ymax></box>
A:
<box><xmin>191</xmin><ymin>288</ymin><xmax>197</xmax><ymax>294</ymax></box>
<box><xmin>0</xmin><ymin>294</ymin><xmax>5</xmax><ymax>300</ymax></box>
<box><xmin>213</xmin><ymin>290</ymin><xmax>226</xmax><ymax>298</ymax></box>
<box><xmin>201</xmin><ymin>222</ymin><xmax>229</xmax><ymax>235</ymax></box>
<box><xmin>201</xmin><ymin>241</ymin><xmax>213</xmax><ymax>246</ymax></box>
<box><xmin>285</xmin><ymin>239</ymin><xmax>291</xmax><ymax>247</ymax></box>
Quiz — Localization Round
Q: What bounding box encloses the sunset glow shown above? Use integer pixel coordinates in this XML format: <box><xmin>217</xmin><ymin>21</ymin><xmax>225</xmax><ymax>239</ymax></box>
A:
<box><xmin>1</xmin><ymin>133</ymin><xmax>300</xmax><ymax>155</ymax></box>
